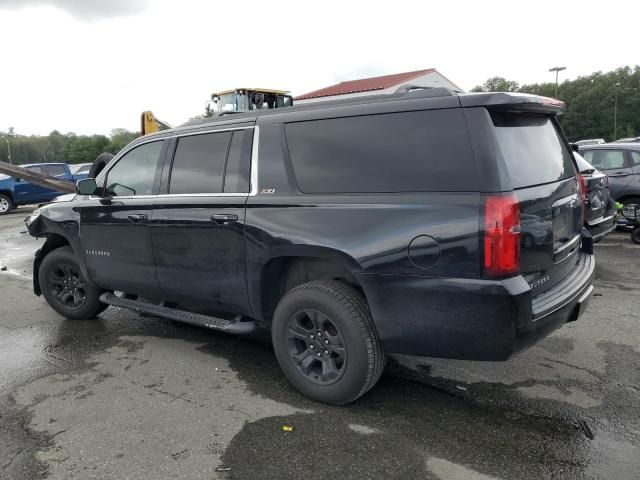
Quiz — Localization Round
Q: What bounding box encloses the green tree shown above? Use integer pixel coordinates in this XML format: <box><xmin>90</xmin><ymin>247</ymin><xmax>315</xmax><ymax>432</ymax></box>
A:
<box><xmin>473</xmin><ymin>66</ymin><xmax>640</xmax><ymax>141</ymax></box>
<box><xmin>471</xmin><ymin>76</ymin><xmax>520</xmax><ymax>92</ymax></box>
<box><xmin>106</xmin><ymin>128</ymin><xmax>139</xmax><ymax>154</ymax></box>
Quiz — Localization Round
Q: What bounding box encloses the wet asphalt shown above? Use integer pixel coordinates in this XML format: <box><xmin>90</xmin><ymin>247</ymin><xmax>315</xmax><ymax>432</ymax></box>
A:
<box><xmin>0</xmin><ymin>206</ymin><xmax>639</xmax><ymax>479</ymax></box>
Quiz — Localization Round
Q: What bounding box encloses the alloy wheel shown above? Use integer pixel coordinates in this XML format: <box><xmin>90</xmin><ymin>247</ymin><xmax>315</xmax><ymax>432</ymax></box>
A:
<box><xmin>285</xmin><ymin>309</ymin><xmax>347</xmax><ymax>385</ymax></box>
<box><xmin>46</xmin><ymin>263</ymin><xmax>88</xmax><ymax>310</ymax></box>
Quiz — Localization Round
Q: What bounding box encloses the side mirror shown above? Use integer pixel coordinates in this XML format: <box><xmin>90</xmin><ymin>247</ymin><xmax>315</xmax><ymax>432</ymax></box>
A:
<box><xmin>76</xmin><ymin>178</ymin><xmax>97</xmax><ymax>196</ymax></box>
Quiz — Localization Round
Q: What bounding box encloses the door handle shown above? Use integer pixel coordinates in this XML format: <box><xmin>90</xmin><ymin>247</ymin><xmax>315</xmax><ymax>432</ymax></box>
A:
<box><xmin>127</xmin><ymin>213</ymin><xmax>148</xmax><ymax>223</ymax></box>
<box><xmin>211</xmin><ymin>213</ymin><xmax>238</xmax><ymax>224</ymax></box>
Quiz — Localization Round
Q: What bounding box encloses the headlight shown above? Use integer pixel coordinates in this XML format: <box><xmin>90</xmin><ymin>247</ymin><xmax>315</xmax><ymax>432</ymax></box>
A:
<box><xmin>25</xmin><ymin>208</ymin><xmax>42</xmax><ymax>227</ymax></box>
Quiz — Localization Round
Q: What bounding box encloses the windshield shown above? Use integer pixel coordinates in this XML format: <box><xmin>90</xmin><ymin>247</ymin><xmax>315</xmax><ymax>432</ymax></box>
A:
<box><xmin>218</xmin><ymin>93</ymin><xmax>238</xmax><ymax>112</ymax></box>
<box><xmin>71</xmin><ymin>164</ymin><xmax>91</xmax><ymax>174</ymax></box>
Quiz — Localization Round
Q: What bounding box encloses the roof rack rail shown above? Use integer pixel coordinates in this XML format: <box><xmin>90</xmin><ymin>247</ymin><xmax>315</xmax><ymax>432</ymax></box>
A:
<box><xmin>216</xmin><ymin>111</ymin><xmax>242</xmax><ymax>116</ymax></box>
<box><xmin>394</xmin><ymin>84</ymin><xmax>459</xmax><ymax>98</ymax></box>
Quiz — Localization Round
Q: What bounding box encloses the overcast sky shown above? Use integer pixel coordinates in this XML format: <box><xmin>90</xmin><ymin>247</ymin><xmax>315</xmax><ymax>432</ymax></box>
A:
<box><xmin>0</xmin><ymin>0</ymin><xmax>637</xmax><ymax>136</ymax></box>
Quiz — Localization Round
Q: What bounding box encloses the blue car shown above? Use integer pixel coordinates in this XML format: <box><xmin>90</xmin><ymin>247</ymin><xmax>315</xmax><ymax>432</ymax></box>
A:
<box><xmin>0</xmin><ymin>163</ymin><xmax>77</xmax><ymax>215</ymax></box>
<box><xmin>68</xmin><ymin>163</ymin><xmax>92</xmax><ymax>181</ymax></box>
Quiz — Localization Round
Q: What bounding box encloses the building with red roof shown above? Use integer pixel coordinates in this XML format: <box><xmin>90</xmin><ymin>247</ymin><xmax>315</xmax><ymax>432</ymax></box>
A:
<box><xmin>295</xmin><ymin>68</ymin><xmax>462</xmax><ymax>103</ymax></box>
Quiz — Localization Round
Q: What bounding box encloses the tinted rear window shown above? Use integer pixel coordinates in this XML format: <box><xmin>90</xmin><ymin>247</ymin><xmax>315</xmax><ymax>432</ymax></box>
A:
<box><xmin>223</xmin><ymin>130</ymin><xmax>252</xmax><ymax>193</ymax></box>
<box><xmin>285</xmin><ymin>109</ymin><xmax>476</xmax><ymax>193</ymax></box>
<box><xmin>169</xmin><ymin>132</ymin><xmax>231</xmax><ymax>194</ymax></box>
<box><xmin>491</xmin><ymin>112</ymin><xmax>575</xmax><ymax>189</ymax></box>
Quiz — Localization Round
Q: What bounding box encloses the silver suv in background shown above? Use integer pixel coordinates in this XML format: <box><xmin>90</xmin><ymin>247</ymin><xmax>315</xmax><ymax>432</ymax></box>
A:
<box><xmin>579</xmin><ymin>143</ymin><xmax>640</xmax><ymax>207</ymax></box>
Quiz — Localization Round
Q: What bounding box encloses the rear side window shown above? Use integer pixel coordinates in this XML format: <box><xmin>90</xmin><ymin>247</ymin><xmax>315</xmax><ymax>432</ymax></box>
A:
<box><xmin>284</xmin><ymin>109</ymin><xmax>476</xmax><ymax>193</ymax></box>
<box><xmin>223</xmin><ymin>130</ymin><xmax>252</xmax><ymax>193</ymax></box>
<box><xmin>169</xmin><ymin>132</ymin><xmax>231</xmax><ymax>194</ymax></box>
<box><xmin>46</xmin><ymin>165</ymin><xmax>66</xmax><ymax>177</ymax></box>
<box><xmin>583</xmin><ymin>150</ymin><xmax>628</xmax><ymax>171</ymax></box>
<box><xmin>631</xmin><ymin>151</ymin><xmax>640</xmax><ymax>166</ymax></box>
<box><xmin>491</xmin><ymin>112</ymin><xmax>575</xmax><ymax>189</ymax></box>
<box><xmin>26</xmin><ymin>166</ymin><xmax>43</xmax><ymax>174</ymax></box>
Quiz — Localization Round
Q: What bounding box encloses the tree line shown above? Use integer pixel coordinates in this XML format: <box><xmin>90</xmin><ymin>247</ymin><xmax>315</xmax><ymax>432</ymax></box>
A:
<box><xmin>2</xmin><ymin>66</ymin><xmax>637</xmax><ymax>166</ymax></box>
<box><xmin>471</xmin><ymin>66</ymin><xmax>640</xmax><ymax>142</ymax></box>
<box><xmin>0</xmin><ymin>128</ymin><xmax>139</xmax><ymax>165</ymax></box>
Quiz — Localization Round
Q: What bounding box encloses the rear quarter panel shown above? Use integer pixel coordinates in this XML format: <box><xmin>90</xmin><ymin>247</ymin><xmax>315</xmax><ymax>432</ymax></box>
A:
<box><xmin>245</xmin><ymin>119</ymin><xmax>482</xmax><ymax>321</ymax></box>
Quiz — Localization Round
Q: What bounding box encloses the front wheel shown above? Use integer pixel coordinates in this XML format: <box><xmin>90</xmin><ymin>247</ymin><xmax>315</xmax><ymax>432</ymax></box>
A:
<box><xmin>38</xmin><ymin>246</ymin><xmax>107</xmax><ymax>320</ymax></box>
<box><xmin>0</xmin><ymin>194</ymin><xmax>14</xmax><ymax>215</ymax></box>
<box><xmin>632</xmin><ymin>227</ymin><xmax>640</xmax><ymax>245</ymax></box>
<box><xmin>272</xmin><ymin>280</ymin><xmax>385</xmax><ymax>405</ymax></box>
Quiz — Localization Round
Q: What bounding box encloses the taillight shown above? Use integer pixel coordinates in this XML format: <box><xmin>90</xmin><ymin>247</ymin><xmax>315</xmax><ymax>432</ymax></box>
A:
<box><xmin>484</xmin><ymin>195</ymin><xmax>520</xmax><ymax>278</ymax></box>
<box><xmin>577</xmin><ymin>174</ymin><xmax>587</xmax><ymax>222</ymax></box>
<box><xmin>578</xmin><ymin>174</ymin><xmax>587</xmax><ymax>206</ymax></box>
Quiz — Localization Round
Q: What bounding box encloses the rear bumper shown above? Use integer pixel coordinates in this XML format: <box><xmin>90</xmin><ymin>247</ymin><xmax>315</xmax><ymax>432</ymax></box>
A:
<box><xmin>586</xmin><ymin>213</ymin><xmax>616</xmax><ymax>240</ymax></box>
<box><xmin>358</xmin><ymin>252</ymin><xmax>595</xmax><ymax>361</ymax></box>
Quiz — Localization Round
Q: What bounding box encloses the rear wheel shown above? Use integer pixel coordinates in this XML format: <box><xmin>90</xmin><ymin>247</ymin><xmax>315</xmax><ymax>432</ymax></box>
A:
<box><xmin>632</xmin><ymin>227</ymin><xmax>640</xmax><ymax>245</ymax></box>
<box><xmin>272</xmin><ymin>280</ymin><xmax>384</xmax><ymax>405</ymax></box>
<box><xmin>39</xmin><ymin>246</ymin><xmax>107</xmax><ymax>320</ymax></box>
<box><xmin>0</xmin><ymin>194</ymin><xmax>13</xmax><ymax>215</ymax></box>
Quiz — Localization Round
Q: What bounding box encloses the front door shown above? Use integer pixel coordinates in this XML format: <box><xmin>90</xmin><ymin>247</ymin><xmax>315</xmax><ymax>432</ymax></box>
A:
<box><xmin>151</xmin><ymin>127</ymin><xmax>253</xmax><ymax>316</ymax></box>
<box><xmin>79</xmin><ymin>140</ymin><xmax>166</xmax><ymax>297</ymax></box>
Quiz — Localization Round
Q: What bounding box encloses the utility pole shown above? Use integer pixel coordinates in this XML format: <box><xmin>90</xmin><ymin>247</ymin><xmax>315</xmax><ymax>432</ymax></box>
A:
<box><xmin>613</xmin><ymin>82</ymin><xmax>621</xmax><ymax>141</ymax></box>
<box><xmin>548</xmin><ymin>66</ymin><xmax>566</xmax><ymax>98</ymax></box>
<box><xmin>3</xmin><ymin>135</ymin><xmax>11</xmax><ymax>164</ymax></box>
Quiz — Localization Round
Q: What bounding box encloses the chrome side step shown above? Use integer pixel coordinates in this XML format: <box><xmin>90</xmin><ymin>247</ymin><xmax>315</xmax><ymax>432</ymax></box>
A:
<box><xmin>99</xmin><ymin>293</ymin><xmax>256</xmax><ymax>334</ymax></box>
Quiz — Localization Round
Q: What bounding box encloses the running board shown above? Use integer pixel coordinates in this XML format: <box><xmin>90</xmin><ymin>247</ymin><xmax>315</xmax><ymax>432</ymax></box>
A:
<box><xmin>99</xmin><ymin>293</ymin><xmax>255</xmax><ymax>334</ymax></box>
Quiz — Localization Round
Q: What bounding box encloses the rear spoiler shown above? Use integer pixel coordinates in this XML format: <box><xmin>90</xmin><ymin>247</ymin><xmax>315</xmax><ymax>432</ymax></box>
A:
<box><xmin>459</xmin><ymin>92</ymin><xmax>565</xmax><ymax>115</ymax></box>
<box><xmin>0</xmin><ymin>161</ymin><xmax>76</xmax><ymax>194</ymax></box>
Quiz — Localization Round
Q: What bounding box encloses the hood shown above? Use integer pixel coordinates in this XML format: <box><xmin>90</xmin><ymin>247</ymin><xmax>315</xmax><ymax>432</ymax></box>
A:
<box><xmin>50</xmin><ymin>193</ymin><xmax>77</xmax><ymax>203</ymax></box>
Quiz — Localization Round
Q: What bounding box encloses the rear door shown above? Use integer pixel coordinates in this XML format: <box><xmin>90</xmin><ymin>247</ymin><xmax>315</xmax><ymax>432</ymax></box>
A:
<box><xmin>582</xmin><ymin>149</ymin><xmax>632</xmax><ymax>200</ymax></box>
<box><xmin>489</xmin><ymin>111</ymin><xmax>582</xmax><ymax>293</ymax></box>
<box><xmin>151</xmin><ymin>127</ymin><xmax>253</xmax><ymax>316</ymax></box>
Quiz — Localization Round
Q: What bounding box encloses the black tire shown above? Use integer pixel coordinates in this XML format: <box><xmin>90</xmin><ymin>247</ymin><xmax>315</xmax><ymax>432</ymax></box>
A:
<box><xmin>88</xmin><ymin>152</ymin><xmax>114</xmax><ymax>179</ymax></box>
<box><xmin>0</xmin><ymin>194</ymin><xmax>14</xmax><ymax>216</ymax></box>
<box><xmin>38</xmin><ymin>246</ymin><xmax>107</xmax><ymax>320</ymax></box>
<box><xmin>632</xmin><ymin>227</ymin><xmax>640</xmax><ymax>245</ymax></box>
<box><xmin>272</xmin><ymin>280</ymin><xmax>385</xmax><ymax>405</ymax></box>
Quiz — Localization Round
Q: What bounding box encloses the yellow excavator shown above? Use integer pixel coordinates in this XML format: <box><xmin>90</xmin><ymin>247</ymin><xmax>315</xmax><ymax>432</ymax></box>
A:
<box><xmin>206</xmin><ymin>88</ymin><xmax>293</xmax><ymax>116</ymax></box>
<box><xmin>141</xmin><ymin>88</ymin><xmax>293</xmax><ymax>135</ymax></box>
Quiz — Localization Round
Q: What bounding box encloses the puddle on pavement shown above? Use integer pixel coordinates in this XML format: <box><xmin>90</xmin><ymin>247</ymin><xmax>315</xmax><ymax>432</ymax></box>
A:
<box><xmin>13</xmin><ymin>334</ymin><xmax>306</xmax><ymax>480</ymax></box>
<box><xmin>5</xmin><ymin>306</ymin><xmax>640</xmax><ymax>480</ymax></box>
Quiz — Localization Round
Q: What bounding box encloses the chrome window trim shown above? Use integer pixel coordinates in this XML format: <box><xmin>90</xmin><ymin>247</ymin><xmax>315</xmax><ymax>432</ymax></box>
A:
<box><xmin>250</xmin><ymin>125</ymin><xmax>259</xmax><ymax>196</ymax></box>
<box><xmin>91</xmin><ymin>125</ymin><xmax>259</xmax><ymax>200</ymax></box>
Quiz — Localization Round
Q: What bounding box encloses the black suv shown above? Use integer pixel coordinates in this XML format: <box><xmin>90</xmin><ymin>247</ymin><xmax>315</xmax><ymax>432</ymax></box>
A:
<box><xmin>26</xmin><ymin>89</ymin><xmax>595</xmax><ymax>404</ymax></box>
